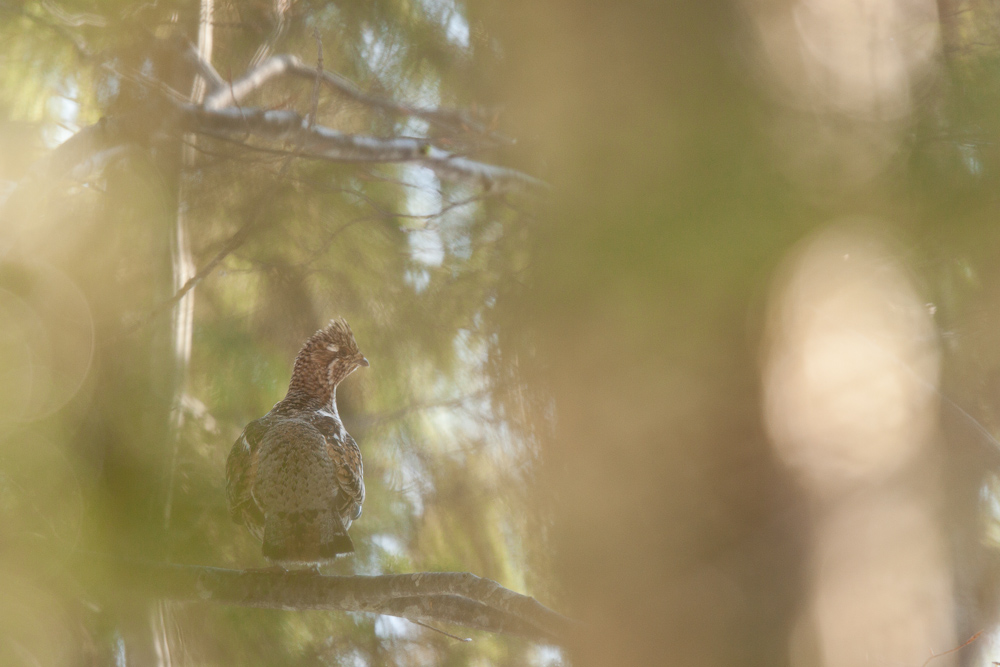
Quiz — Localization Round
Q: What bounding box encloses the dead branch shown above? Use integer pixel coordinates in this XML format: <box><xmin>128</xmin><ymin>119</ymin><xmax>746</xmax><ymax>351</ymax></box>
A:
<box><xmin>202</xmin><ymin>53</ymin><xmax>505</xmax><ymax>140</ymax></box>
<box><xmin>0</xmin><ymin>42</ymin><xmax>543</xmax><ymax>224</ymax></box>
<box><xmin>113</xmin><ymin>562</ymin><xmax>576</xmax><ymax>644</ymax></box>
<box><xmin>182</xmin><ymin>105</ymin><xmax>544</xmax><ymax>191</ymax></box>
<box><xmin>181</xmin><ymin>39</ymin><xmax>226</xmax><ymax>96</ymax></box>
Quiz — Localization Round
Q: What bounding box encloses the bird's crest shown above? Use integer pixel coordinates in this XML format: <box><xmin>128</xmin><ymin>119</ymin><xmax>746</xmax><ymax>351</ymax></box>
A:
<box><xmin>304</xmin><ymin>318</ymin><xmax>360</xmax><ymax>357</ymax></box>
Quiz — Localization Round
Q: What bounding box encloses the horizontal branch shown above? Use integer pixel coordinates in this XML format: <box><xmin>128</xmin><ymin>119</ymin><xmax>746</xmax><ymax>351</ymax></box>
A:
<box><xmin>180</xmin><ymin>104</ymin><xmax>546</xmax><ymax>192</ymax></box>
<box><xmin>1</xmin><ymin>45</ymin><xmax>544</xmax><ymax>223</ymax></box>
<box><xmin>203</xmin><ymin>54</ymin><xmax>505</xmax><ymax>140</ymax></box>
<box><xmin>121</xmin><ymin>562</ymin><xmax>575</xmax><ymax>643</ymax></box>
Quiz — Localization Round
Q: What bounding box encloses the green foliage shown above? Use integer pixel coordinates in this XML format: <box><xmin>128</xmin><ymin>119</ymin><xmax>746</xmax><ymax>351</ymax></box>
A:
<box><xmin>0</xmin><ymin>1</ymin><xmax>550</xmax><ymax>665</ymax></box>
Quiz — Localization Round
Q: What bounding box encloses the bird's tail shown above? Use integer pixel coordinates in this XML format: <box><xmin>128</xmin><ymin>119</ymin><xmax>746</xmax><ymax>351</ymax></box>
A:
<box><xmin>262</xmin><ymin>508</ymin><xmax>354</xmax><ymax>562</ymax></box>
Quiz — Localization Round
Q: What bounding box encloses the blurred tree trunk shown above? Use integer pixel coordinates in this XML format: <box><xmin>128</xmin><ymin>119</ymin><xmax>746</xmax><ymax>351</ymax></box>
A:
<box><xmin>149</xmin><ymin>4</ymin><xmax>215</xmax><ymax>665</ymax></box>
<box><xmin>94</xmin><ymin>4</ymin><xmax>215</xmax><ymax>664</ymax></box>
<box><xmin>936</xmin><ymin>0</ymin><xmax>962</xmax><ymax>60</ymax></box>
<box><xmin>163</xmin><ymin>0</ymin><xmax>213</xmax><ymax>533</ymax></box>
<box><xmin>488</xmin><ymin>2</ymin><xmax>808</xmax><ymax>665</ymax></box>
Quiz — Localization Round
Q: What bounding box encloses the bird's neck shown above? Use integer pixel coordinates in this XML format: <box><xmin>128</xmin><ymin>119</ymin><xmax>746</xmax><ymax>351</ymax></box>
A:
<box><xmin>283</xmin><ymin>361</ymin><xmax>339</xmax><ymax>412</ymax></box>
<box><xmin>322</xmin><ymin>389</ymin><xmax>340</xmax><ymax>418</ymax></box>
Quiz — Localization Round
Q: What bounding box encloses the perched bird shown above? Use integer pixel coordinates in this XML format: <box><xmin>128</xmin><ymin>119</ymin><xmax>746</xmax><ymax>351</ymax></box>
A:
<box><xmin>226</xmin><ymin>318</ymin><xmax>369</xmax><ymax>563</ymax></box>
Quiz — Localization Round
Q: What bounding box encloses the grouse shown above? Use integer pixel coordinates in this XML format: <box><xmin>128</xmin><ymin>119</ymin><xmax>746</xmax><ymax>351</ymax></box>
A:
<box><xmin>226</xmin><ymin>318</ymin><xmax>369</xmax><ymax>563</ymax></box>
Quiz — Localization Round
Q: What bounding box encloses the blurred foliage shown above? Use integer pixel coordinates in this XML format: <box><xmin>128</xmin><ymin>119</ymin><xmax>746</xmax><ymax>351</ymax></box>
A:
<box><xmin>13</xmin><ymin>0</ymin><xmax>1000</xmax><ymax>666</ymax></box>
<box><xmin>487</xmin><ymin>0</ymin><xmax>1000</xmax><ymax>666</ymax></box>
<box><xmin>0</xmin><ymin>0</ymin><xmax>549</xmax><ymax>665</ymax></box>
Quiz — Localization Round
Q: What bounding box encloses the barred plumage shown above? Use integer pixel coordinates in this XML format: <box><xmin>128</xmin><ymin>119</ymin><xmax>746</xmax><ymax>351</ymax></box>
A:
<box><xmin>226</xmin><ymin>318</ymin><xmax>368</xmax><ymax>564</ymax></box>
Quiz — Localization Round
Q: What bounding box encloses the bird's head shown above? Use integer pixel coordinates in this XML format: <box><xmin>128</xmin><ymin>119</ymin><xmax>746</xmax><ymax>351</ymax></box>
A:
<box><xmin>291</xmin><ymin>318</ymin><xmax>369</xmax><ymax>397</ymax></box>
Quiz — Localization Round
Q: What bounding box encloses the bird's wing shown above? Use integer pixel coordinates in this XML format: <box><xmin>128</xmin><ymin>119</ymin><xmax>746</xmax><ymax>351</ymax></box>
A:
<box><xmin>226</xmin><ymin>417</ymin><xmax>268</xmax><ymax>535</ymax></box>
<box><xmin>336</xmin><ymin>431</ymin><xmax>365</xmax><ymax>520</ymax></box>
<box><xmin>310</xmin><ymin>414</ymin><xmax>365</xmax><ymax>520</ymax></box>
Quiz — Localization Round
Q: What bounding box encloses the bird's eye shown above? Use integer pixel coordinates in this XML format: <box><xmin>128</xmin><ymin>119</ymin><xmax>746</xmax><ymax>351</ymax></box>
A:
<box><xmin>326</xmin><ymin>344</ymin><xmax>339</xmax><ymax>353</ymax></box>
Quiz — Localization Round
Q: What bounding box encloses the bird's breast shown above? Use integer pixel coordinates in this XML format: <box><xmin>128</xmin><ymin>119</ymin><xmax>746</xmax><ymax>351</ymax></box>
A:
<box><xmin>255</xmin><ymin>420</ymin><xmax>338</xmax><ymax>511</ymax></box>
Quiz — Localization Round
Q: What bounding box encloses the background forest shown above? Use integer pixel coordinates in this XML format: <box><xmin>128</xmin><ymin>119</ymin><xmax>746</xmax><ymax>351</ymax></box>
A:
<box><xmin>7</xmin><ymin>1</ymin><xmax>1000</xmax><ymax>666</ymax></box>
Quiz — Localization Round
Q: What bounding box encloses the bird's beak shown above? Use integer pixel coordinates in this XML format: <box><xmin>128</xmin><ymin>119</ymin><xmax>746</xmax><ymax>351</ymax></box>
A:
<box><xmin>359</xmin><ymin>356</ymin><xmax>369</xmax><ymax>368</ymax></box>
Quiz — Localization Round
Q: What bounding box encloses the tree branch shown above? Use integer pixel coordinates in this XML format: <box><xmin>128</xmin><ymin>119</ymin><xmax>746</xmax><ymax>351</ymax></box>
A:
<box><xmin>112</xmin><ymin>215</ymin><xmax>257</xmax><ymax>341</ymax></box>
<box><xmin>4</xmin><ymin>4</ymin><xmax>93</xmax><ymax>59</ymax></box>
<box><xmin>181</xmin><ymin>105</ymin><xmax>545</xmax><ymax>192</ymax></box>
<box><xmin>118</xmin><ymin>562</ymin><xmax>576</xmax><ymax>643</ymax></box>
<box><xmin>0</xmin><ymin>45</ymin><xmax>544</xmax><ymax>224</ymax></box>
<box><xmin>181</xmin><ymin>38</ymin><xmax>226</xmax><ymax>96</ymax></box>
<box><xmin>0</xmin><ymin>118</ymin><xmax>130</xmax><ymax>221</ymax></box>
<box><xmin>353</xmin><ymin>390</ymin><xmax>491</xmax><ymax>430</ymax></box>
<box><xmin>202</xmin><ymin>54</ymin><xmax>506</xmax><ymax>141</ymax></box>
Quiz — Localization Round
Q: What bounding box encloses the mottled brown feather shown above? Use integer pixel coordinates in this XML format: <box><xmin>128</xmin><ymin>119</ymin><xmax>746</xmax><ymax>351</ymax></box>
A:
<box><xmin>225</xmin><ymin>319</ymin><xmax>368</xmax><ymax>563</ymax></box>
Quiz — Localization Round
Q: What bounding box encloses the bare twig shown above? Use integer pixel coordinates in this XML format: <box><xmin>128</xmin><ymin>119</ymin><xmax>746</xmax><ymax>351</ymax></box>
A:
<box><xmin>283</xmin><ymin>171</ymin><xmax>486</xmax><ymax>226</ymax></box>
<box><xmin>308</xmin><ymin>29</ymin><xmax>323</xmax><ymax>130</ymax></box>
<box><xmin>353</xmin><ymin>390</ymin><xmax>491</xmax><ymax>430</ymax></box>
<box><xmin>6</xmin><ymin>4</ymin><xmax>92</xmax><ymax>59</ymax></box>
<box><xmin>159</xmin><ymin>221</ymin><xmax>253</xmax><ymax>309</ymax></box>
<box><xmin>202</xmin><ymin>54</ymin><xmax>509</xmax><ymax>142</ymax></box>
<box><xmin>226</xmin><ymin>66</ymin><xmax>251</xmax><ymax>140</ymax></box>
<box><xmin>41</xmin><ymin>0</ymin><xmax>106</xmax><ymax>27</ymax></box>
<box><xmin>182</xmin><ymin>105</ymin><xmax>545</xmax><ymax>192</ymax></box>
<box><xmin>921</xmin><ymin>631</ymin><xmax>982</xmax><ymax>667</ymax></box>
<box><xmin>115</xmin><ymin>218</ymin><xmax>257</xmax><ymax>340</ymax></box>
<box><xmin>102</xmin><ymin>62</ymin><xmax>189</xmax><ymax>104</ymax></box>
<box><xmin>410</xmin><ymin>620</ymin><xmax>471</xmax><ymax>642</ymax></box>
<box><xmin>204</xmin><ymin>55</ymin><xmax>297</xmax><ymax>110</ymax></box>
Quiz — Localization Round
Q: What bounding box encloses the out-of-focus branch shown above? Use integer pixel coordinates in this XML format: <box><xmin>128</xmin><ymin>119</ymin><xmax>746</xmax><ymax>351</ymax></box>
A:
<box><xmin>40</xmin><ymin>0</ymin><xmax>107</xmax><ymax>28</ymax></box>
<box><xmin>183</xmin><ymin>105</ymin><xmax>544</xmax><ymax>192</ymax></box>
<box><xmin>203</xmin><ymin>53</ymin><xmax>505</xmax><ymax>141</ymax></box>
<box><xmin>0</xmin><ymin>43</ymin><xmax>543</xmax><ymax>224</ymax></box>
<box><xmin>181</xmin><ymin>39</ymin><xmax>226</xmax><ymax>95</ymax></box>
<box><xmin>0</xmin><ymin>118</ymin><xmax>128</xmax><ymax>222</ymax></box>
<box><xmin>113</xmin><ymin>216</ymin><xmax>256</xmax><ymax>341</ymax></box>
<box><xmin>117</xmin><ymin>563</ymin><xmax>575</xmax><ymax>643</ymax></box>
<box><xmin>353</xmin><ymin>390</ymin><xmax>491</xmax><ymax>429</ymax></box>
<box><xmin>203</xmin><ymin>54</ymin><xmax>294</xmax><ymax>109</ymax></box>
<box><xmin>5</xmin><ymin>4</ymin><xmax>93</xmax><ymax>59</ymax></box>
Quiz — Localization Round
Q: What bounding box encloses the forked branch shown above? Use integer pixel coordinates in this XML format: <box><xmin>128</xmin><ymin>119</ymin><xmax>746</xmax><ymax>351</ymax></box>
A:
<box><xmin>181</xmin><ymin>104</ymin><xmax>544</xmax><ymax>191</ymax></box>
<box><xmin>201</xmin><ymin>52</ymin><xmax>504</xmax><ymax>141</ymax></box>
